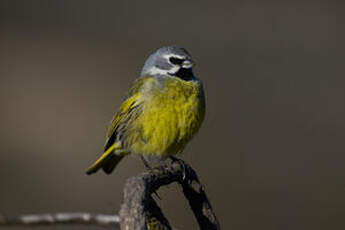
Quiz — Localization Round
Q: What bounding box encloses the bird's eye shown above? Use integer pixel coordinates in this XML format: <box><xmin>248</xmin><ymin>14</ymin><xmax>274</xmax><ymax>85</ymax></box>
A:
<box><xmin>169</xmin><ymin>57</ymin><xmax>184</xmax><ymax>65</ymax></box>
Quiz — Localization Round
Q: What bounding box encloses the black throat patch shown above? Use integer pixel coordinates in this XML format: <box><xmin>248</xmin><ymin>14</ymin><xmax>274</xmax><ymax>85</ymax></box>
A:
<box><xmin>172</xmin><ymin>68</ymin><xmax>195</xmax><ymax>81</ymax></box>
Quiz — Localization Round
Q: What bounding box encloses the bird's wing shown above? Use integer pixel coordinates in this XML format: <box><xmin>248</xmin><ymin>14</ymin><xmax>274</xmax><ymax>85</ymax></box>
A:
<box><xmin>104</xmin><ymin>76</ymin><xmax>153</xmax><ymax>151</ymax></box>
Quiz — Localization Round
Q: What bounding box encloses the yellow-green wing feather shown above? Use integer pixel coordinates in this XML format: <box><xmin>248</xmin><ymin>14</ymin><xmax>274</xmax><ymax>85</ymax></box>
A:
<box><xmin>104</xmin><ymin>93</ymin><xmax>142</xmax><ymax>150</ymax></box>
<box><xmin>104</xmin><ymin>77</ymin><xmax>152</xmax><ymax>150</ymax></box>
<box><xmin>86</xmin><ymin>77</ymin><xmax>151</xmax><ymax>174</ymax></box>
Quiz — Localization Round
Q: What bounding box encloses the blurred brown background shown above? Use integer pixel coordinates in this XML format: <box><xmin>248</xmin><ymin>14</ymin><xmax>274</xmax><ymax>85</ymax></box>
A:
<box><xmin>0</xmin><ymin>1</ymin><xmax>344</xmax><ymax>229</ymax></box>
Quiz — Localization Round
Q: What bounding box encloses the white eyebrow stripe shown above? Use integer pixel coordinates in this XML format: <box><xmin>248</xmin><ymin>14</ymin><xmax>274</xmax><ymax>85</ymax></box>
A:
<box><xmin>162</xmin><ymin>54</ymin><xmax>186</xmax><ymax>59</ymax></box>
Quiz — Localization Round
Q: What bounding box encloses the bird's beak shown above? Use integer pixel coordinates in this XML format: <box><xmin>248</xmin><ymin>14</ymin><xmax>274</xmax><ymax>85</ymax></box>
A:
<box><xmin>182</xmin><ymin>59</ymin><xmax>194</xmax><ymax>69</ymax></box>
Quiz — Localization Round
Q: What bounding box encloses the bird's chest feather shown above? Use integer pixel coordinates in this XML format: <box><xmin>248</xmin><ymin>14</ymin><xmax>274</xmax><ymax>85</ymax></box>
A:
<box><xmin>133</xmin><ymin>78</ymin><xmax>205</xmax><ymax>155</ymax></box>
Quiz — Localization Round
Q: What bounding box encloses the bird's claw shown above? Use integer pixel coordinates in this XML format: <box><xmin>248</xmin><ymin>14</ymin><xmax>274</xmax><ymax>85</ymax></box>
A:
<box><xmin>170</xmin><ymin>156</ymin><xmax>189</xmax><ymax>183</ymax></box>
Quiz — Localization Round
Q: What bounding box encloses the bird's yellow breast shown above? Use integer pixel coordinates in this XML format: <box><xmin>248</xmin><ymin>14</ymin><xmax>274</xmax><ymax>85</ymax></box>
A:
<box><xmin>128</xmin><ymin>77</ymin><xmax>205</xmax><ymax>157</ymax></box>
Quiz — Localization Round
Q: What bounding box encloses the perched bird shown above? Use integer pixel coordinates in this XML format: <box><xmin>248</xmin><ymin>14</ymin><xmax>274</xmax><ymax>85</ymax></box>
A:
<box><xmin>86</xmin><ymin>46</ymin><xmax>205</xmax><ymax>175</ymax></box>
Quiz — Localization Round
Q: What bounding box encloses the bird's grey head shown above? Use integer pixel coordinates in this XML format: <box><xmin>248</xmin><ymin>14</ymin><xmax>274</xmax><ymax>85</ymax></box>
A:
<box><xmin>140</xmin><ymin>46</ymin><xmax>196</xmax><ymax>81</ymax></box>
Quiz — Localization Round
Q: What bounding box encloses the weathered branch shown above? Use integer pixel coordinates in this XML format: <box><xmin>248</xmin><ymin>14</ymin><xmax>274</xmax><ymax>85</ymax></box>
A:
<box><xmin>0</xmin><ymin>161</ymin><xmax>220</xmax><ymax>230</ymax></box>
<box><xmin>120</xmin><ymin>160</ymin><xmax>221</xmax><ymax>230</ymax></box>
<box><xmin>0</xmin><ymin>213</ymin><xmax>120</xmax><ymax>228</ymax></box>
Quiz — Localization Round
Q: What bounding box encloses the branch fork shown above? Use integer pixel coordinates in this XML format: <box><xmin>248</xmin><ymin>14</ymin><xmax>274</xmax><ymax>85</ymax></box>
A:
<box><xmin>120</xmin><ymin>159</ymin><xmax>221</xmax><ymax>230</ymax></box>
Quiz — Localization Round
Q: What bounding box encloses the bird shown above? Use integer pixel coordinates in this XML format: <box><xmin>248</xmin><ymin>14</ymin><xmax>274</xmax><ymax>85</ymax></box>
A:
<box><xmin>86</xmin><ymin>46</ymin><xmax>205</xmax><ymax>175</ymax></box>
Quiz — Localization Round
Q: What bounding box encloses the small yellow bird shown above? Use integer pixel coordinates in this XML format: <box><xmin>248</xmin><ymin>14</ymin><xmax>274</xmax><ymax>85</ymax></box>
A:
<box><xmin>86</xmin><ymin>46</ymin><xmax>205</xmax><ymax>175</ymax></box>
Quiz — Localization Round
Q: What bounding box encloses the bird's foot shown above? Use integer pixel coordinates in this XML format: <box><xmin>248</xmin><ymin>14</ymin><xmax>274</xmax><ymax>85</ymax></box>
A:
<box><xmin>170</xmin><ymin>156</ymin><xmax>189</xmax><ymax>183</ymax></box>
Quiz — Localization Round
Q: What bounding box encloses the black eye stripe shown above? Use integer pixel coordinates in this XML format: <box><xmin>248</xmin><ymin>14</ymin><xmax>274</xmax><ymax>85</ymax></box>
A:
<box><xmin>169</xmin><ymin>57</ymin><xmax>184</xmax><ymax>65</ymax></box>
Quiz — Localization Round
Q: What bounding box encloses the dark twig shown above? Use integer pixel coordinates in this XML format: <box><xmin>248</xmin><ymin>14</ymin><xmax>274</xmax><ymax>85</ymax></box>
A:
<box><xmin>0</xmin><ymin>213</ymin><xmax>120</xmax><ymax>228</ymax></box>
<box><xmin>0</xmin><ymin>161</ymin><xmax>219</xmax><ymax>230</ymax></box>
<box><xmin>120</xmin><ymin>159</ymin><xmax>221</xmax><ymax>230</ymax></box>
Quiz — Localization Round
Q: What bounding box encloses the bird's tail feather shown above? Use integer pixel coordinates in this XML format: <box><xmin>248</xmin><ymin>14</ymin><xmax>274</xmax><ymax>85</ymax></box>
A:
<box><xmin>101</xmin><ymin>154</ymin><xmax>124</xmax><ymax>174</ymax></box>
<box><xmin>86</xmin><ymin>143</ymin><xmax>124</xmax><ymax>175</ymax></box>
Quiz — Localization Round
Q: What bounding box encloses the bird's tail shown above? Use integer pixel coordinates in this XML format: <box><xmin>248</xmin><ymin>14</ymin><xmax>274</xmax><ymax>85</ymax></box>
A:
<box><xmin>86</xmin><ymin>143</ymin><xmax>125</xmax><ymax>175</ymax></box>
